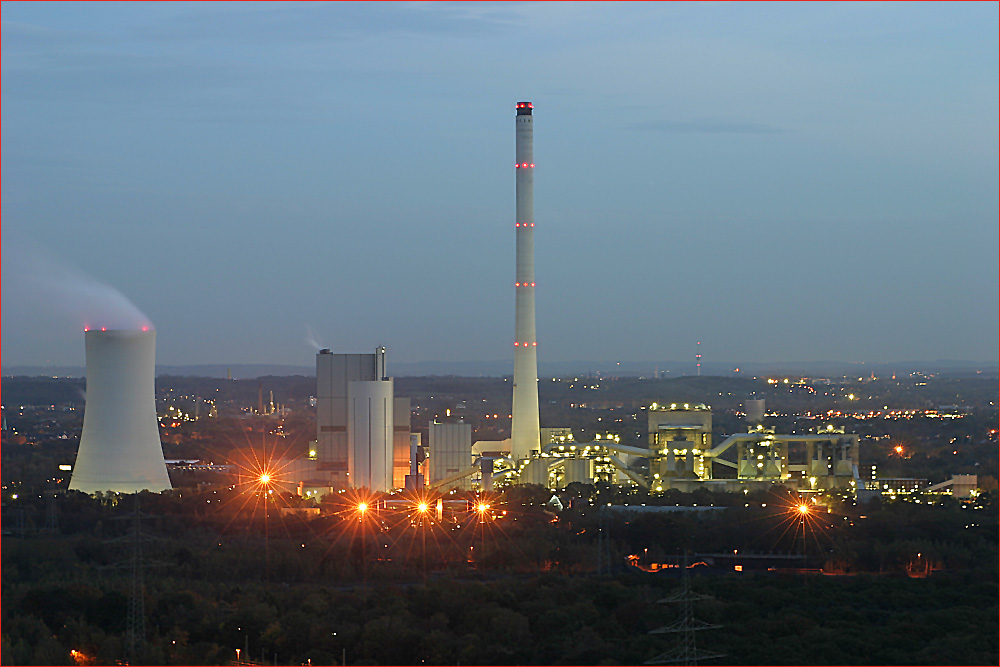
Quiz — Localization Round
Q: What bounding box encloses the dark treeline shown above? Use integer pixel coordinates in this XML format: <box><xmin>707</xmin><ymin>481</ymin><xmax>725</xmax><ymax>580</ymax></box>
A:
<box><xmin>4</xmin><ymin>567</ymin><xmax>997</xmax><ymax>666</ymax></box>
<box><xmin>2</xmin><ymin>486</ymin><xmax>997</xmax><ymax>665</ymax></box>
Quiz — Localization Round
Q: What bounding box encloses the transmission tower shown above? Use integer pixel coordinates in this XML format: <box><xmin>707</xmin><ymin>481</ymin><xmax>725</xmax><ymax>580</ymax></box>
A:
<box><xmin>103</xmin><ymin>494</ymin><xmax>165</xmax><ymax>664</ymax></box>
<box><xmin>41</xmin><ymin>490</ymin><xmax>60</xmax><ymax>534</ymax></box>
<box><xmin>595</xmin><ymin>507</ymin><xmax>613</xmax><ymax>574</ymax></box>
<box><xmin>125</xmin><ymin>495</ymin><xmax>146</xmax><ymax>662</ymax></box>
<box><xmin>13</xmin><ymin>508</ymin><xmax>27</xmax><ymax>537</ymax></box>
<box><xmin>645</xmin><ymin>555</ymin><xmax>724</xmax><ymax>665</ymax></box>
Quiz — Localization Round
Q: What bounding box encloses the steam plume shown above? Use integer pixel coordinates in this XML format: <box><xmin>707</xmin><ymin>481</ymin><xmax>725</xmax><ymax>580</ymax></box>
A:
<box><xmin>305</xmin><ymin>324</ymin><xmax>327</xmax><ymax>352</ymax></box>
<box><xmin>2</xmin><ymin>236</ymin><xmax>153</xmax><ymax>332</ymax></box>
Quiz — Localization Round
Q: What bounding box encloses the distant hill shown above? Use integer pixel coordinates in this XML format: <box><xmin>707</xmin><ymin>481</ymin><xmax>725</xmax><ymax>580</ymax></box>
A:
<box><xmin>3</xmin><ymin>359</ymin><xmax>994</xmax><ymax>380</ymax></box>
<box><xmin>1</xmin><ymin>364</ymin><xmax>314</xmax><ymax>380</ymax></box>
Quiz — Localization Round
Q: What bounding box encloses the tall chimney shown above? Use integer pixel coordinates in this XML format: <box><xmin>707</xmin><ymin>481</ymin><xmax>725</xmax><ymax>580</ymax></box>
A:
<box><xmin>511</xmin><ymin>101</ymin><xmax>540</xmax><ymax>462</ymax></box>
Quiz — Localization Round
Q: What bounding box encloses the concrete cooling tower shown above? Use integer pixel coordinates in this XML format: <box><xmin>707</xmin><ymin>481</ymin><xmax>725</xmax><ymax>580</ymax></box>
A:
<box><xmin>69</xmin><ymin>329</ymin><xmax>171</xmax><ymax>494</ymax></box>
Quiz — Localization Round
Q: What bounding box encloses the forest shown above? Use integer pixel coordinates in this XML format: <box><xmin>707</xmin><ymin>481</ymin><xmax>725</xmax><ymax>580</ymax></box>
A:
<box><xmin>3</xmin><ymin>372</ymin><xmax>996</xmax><ymax>664</ymax></box>
<box><xmin>2</xmin><ymin>484</ymin><xmax>997</xmax><ymax>665</ymax></box>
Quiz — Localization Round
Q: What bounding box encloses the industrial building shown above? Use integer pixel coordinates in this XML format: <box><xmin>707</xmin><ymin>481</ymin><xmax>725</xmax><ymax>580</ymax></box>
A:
<box><xmin>640</xmin><ymin>401</ymin><xmax>862</xmax><ymax>493</ymax></box>
<box><xmin>428</xmin><ymin>420</ymin><xmax>474</xmax><ymax>491</ymax></box>
<box><xmin>314</xmin><ymin>347</ymin><xmax>413</xmax><ymax>492</ymax></box>
<box><xmin>426</xmin><ymin>395</ymin><xmax>864</xmax><ymax>497</ymax></box>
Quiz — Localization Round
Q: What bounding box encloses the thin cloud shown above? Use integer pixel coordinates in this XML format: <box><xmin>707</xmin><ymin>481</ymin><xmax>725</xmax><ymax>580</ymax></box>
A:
<box><xmin>630</xmin><ymin>118</ymin><xmax>786</xmax><ymax>134</ymax></box>
<box><xmin>138</xmin><ymin>2</ymin><xmax>519</xmax><ymax>44</ymax></box>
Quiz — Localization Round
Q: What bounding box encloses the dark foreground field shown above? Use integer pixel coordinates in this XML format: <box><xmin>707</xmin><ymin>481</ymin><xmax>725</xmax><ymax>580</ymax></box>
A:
<box><xmin>2</xmin><ymin>487</ymin><xmax>997</xmax><ymax>666</ymax></box>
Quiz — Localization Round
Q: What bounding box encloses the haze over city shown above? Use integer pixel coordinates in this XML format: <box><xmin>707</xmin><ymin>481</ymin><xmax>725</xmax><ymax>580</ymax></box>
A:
<box><xmin>2</xmin><ymin>1</ymin><xmax>998</xmax><ymax>370</ymax></box>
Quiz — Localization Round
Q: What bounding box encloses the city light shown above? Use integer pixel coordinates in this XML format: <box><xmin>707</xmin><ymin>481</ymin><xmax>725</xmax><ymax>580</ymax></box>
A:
<box><xmin>70</xmin><ymin>649</ymin><xmax>91</xmax><ymax>666</ymax></box>
<box><xmin>798</xmin><ymin>504</ymin><xmax>810</xmax><ymax>515</ymax></box>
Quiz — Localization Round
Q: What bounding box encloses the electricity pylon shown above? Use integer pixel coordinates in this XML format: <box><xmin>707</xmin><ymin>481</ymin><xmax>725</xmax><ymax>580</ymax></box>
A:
<box><xmin>646</xmin><ymin>554</ymin><xmax>724</xmax><ymax>665</ymax></box>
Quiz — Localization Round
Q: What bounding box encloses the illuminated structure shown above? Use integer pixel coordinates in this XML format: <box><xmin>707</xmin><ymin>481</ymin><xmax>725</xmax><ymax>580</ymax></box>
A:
<box><xmin>643</xmin><ymin>402</ymin><xmax>860</xmax><ymax>492</ymax></box>
<box><xmin>648</xmin><ymin>403</ymin><xmax>714</xmax><ymax>482</ymax></box>
<box><xmin>478</xmin><ymin>400</ymin><xmax>862</xmax><ymax>494</ymax></box>
<box><xmin>856</xmin><ymin>474</ymin><xmax>978</xmax><ymax>502</ymax></box>
<box><xmin>511</xmin><ymin>100</ymin><xmax>541</xmax><ymax>463</ymax></box>
<box><xmin>69</xmin><ymin>329</ymin><xmax>171</xmax><ymax>494</ymax></box>
<box><xmin>315</xmin><ymin>348</ymin><xmax>411</xmax><ymax>492</ymax></box>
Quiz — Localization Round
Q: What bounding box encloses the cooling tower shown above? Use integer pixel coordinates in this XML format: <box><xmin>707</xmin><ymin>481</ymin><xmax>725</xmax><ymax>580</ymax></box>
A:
<box><xmin>69</xmin><ymin>329</ymin><xmax>172</xmax><ymax>494</ymax></box>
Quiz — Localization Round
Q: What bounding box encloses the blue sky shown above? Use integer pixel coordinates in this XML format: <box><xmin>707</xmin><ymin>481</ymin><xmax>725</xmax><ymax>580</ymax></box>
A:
<box><xmin>2</xmin><ymin>2</ymin><xmax>997</xmax><ymax>368</ymax></box>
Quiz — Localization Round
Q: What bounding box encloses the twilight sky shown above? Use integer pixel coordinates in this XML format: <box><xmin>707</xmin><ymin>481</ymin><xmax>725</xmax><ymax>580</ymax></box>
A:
<box><xmin>2</xmin><ymin>1</ymin><xmax>998</xmax><ymax>369</ymax></box>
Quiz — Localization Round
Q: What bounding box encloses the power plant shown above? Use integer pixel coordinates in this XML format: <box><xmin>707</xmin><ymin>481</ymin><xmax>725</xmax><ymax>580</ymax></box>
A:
<box><xmin>299</xmin><ymin>101</ymin><xmax>867</xmax><ymax>500</ymax></box>
<box><xmin>66</xmin><ymin>102</ymin><xmax>873</xmax><ymax>503</ymax></box>
<box><xmin>69</xmin><ymin>328</ymin><xmax>171</xmax><ymax>494</ymax></box>
<box><xmin>414</xmin><ymin>102</ymin><xmax>866</xmax><ymax>498</ymax></box>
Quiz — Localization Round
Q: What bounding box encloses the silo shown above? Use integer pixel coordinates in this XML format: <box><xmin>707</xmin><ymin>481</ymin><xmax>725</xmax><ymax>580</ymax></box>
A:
<box><xmin>69</xmin><ymin>329</ymin><xmax>171</xmax><ymax>494</ymax></box>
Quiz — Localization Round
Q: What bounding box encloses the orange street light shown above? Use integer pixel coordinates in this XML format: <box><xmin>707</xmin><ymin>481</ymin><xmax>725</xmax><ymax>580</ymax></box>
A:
<box><xmin>797</xmin><ymin>504</ymin><xmax>810</xmax><ymax>515</ymax></box>
<box><xmin>417</xmin><ymin>502</ymin><xmax>429</xmax><ymax>513</ymax></box>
